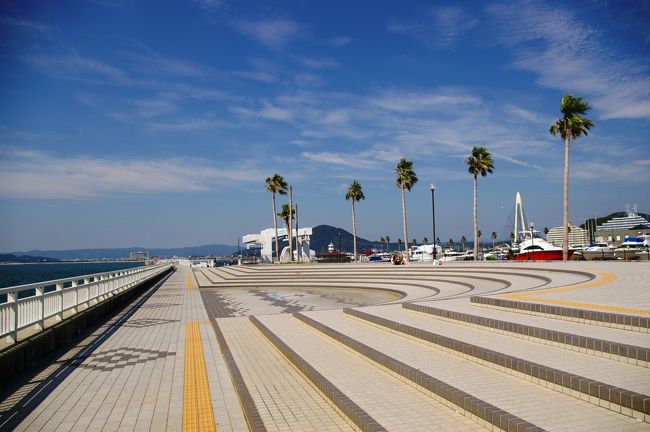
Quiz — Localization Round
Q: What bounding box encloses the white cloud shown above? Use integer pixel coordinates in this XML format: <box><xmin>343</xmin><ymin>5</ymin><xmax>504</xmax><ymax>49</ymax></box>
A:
<box><xmin>0</xmin><ymin>149</ymin><xmax>263</xmax><ymax>199</ymax></box>
<box><xmin>302</xmin><ymin>151</ymin><xmax>377</xmax><ymax>168</ymax></box>
<box><xmin>369</xmin><ymin>88</ymin><xmax>481</xmax><ymax>113</ymax></box>
<box><xmin>388</xmin><ymin>6</ymin><xmax>477</xmax><ymax>50</ymax></box>
<box><xmin>486</xmin><ymin>1</ymin><xmax>650</xmax><ymax>120</ymax></box>
<box><xmin>232</xmin><ymin>18</ymin><xmax>300</xmax><ymax>50</ymax></box>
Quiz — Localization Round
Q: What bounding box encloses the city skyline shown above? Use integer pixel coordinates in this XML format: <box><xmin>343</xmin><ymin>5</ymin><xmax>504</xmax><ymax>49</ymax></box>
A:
<box><xmin>1</xmin><ymin>0</ymin><xmax>649</xmax><ymax>251</ymax></box>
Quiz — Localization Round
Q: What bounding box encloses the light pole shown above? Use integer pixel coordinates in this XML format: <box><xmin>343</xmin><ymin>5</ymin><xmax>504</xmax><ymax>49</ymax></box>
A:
<box><xmin>430</xmin><ymin>183</ymin><xmax>437</xmax><ymax>260</ymax></box>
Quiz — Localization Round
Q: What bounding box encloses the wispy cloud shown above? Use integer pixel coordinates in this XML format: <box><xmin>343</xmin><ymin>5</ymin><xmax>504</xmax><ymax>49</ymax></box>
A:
<box><xmin>388</xmin><ymin>6</ymin><xmax>477</xmax><ymax>50</ymax></box>
<box><xmin>0</xmin><ymin>16</ymin><xmax>56</xmax><ymax>33</ymax></box>
<box><xmin>24</xmin><ymin>52</ymin><xmax>132</xmax><ymax>85</ymax></box>
<box><xmin>302</xmin><ymin>151</ymin><xmax>378</xmax><ymax>168</ymax></box>
<box><xmin>298</xmin><ymin>57</ymin><xmax>339</xmax><ymax>69</ymax></box>
<box><xmin>232</xmin><ymin>70</ymin><xmax>277</xmax><ymax>83</ymax></box>
<box><xmin>0</xmin><ymin>148</ymin><xmax>263</xmax><ymax>199</ymax></box>
<box><xmin>123</xmin><ymin>52</ymin><xmax>209</xmax><ymax>77</ymax></box>
<box><xmin>328</xmin><ymin>36</ymin><xmax>352</xmax><ymax>47</ymax></box>
<box><xmin>486</xmin><ymin>1</ymin><xmax>650</xmax><ymax>120</ymax></box>
<box><xmin>231</xmin><ymin>18</ymin><xmax>301</xmax><ymax>50</ymax></box>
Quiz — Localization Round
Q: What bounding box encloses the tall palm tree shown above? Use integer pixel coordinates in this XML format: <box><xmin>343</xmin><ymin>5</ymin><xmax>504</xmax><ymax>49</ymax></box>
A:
<box><xmin>460</xmin><ymin>235</ymin><xmax>467</xmax><ymax>251</ymax></box>
<box><xmin>465</xmin><ymin>146</ymin><xmax>494</xmax><ymax>261</ymax></box>
<box><xmin>423</xmin><ymin>237</ymin><xmax>428</xmax><ymax>245</ymax></box>
<box><xmin>265</xmin><ymin>174</ymin><xmax>288</xmax><ymax>263</ymax></box>
<box><xmin>345</xmin><ymin>180</ymin><xmax>365</xmax><ymax>262</ymax></box>
<box><xmin>277</xmin><ymin>203</ymin><xmax>295</xmax><ymax>261</ymax></box>
<box><xmin>397</xmin><ymin>239</ymin><xmax>402</xmax><ymax>253</ymax></box>
<box><xmin>379</xmin><ymin>237</ymin><xmax>385</xmax><ymax>252</ymax></box>
<box><xmin>385</xmin><ymin>235</ymin><xmax>390</xmax><ymax>253</ymax></box>
<box><xmin>395</xmin><ymin>158</ymin><xmax>418</xmax><ymax>263</ymax></box>
<box><xmin>550</xmin><ymin>94</ymin><xmax>594</xmax><ymax>261</ymax></box>
<box><xmin>448</xmin><ymin>238</ymin><xmax>454</xmax><ymax>250</ymax></box>
<box><xmin>491</xmin><ymin>231</ymin><xmax>497</xmax><ymax>249</ymax></box>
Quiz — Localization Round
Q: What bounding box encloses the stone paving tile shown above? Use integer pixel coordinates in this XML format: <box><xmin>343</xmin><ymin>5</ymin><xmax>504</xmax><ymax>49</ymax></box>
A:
<box><xmin>8</xmin><ymin>267</ymin><xmax>246</xmax><ymax>432</ymax></box>
<box><xmin>257</xmin><ymin>314</ymin><xmax>490</xmax><ymax>432</ymax></box>
<box><xmin>217</xmin><ymin>317</ymin><xmax>350</xmax><ymax>431</ymax></box>
<box><xmin>303</xmin><ymin>308</ymin><xmax>649</xmax><ymax>431</ymax></box>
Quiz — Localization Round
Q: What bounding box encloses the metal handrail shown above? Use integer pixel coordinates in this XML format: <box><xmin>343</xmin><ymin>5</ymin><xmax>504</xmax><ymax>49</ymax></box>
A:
<box><xmin>0</xmin><ymin>263</ymin><xmax>172</xmax><ymax>346</ymax></box>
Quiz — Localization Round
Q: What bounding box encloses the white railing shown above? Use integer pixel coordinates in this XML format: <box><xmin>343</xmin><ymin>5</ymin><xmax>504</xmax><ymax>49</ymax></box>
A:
<box><xmin>0</xmin><ymin>263</ymin><xmax>173</xmax><ymax>346</ymax></box>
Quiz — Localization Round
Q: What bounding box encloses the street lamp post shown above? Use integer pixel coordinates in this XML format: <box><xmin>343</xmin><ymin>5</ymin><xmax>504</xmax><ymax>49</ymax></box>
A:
<box><xmin>430</xmin><ymin>183</ymin><xmax>437</xmax><ymax>260</ymax></box>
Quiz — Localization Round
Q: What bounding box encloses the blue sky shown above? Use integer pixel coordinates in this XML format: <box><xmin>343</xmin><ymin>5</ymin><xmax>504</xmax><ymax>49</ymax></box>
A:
<box><xmin>1</xmin><ymin>0</ymin><xmax>649</xmax><ymax>251</ymax></box>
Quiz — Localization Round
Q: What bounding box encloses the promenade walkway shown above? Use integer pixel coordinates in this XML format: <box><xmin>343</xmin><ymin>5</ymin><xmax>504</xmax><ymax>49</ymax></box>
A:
<box><xmin>0</xmin><ymin>261</ymin><xmax>648</xmax><ymax>431</ymax></box>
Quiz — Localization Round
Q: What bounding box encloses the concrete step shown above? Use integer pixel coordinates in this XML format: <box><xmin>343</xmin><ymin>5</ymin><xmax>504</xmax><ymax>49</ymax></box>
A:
<box><xmin>471</xmin><ymin>297</ymin><xmax>650</xmax><ymax>333</ymax></box>
<box><xmin>346</xmin><ymin>305</ymin><xmax>650</xmax><ymax>421</ymax></box>
<box><xmin>297</xmin><ymin>308</ymin><xmax>650</xmax><ymax>431</ymax></box>
<box><xmin>403</xmin><ymin>299</ymin><xmax>649</xmax><ymax>367</ymax></box>
<box><xmin>252</xmin><ymin>313</ymin><xmax>494</xmax><ymax>432</ymax></box>
<box><xmin>216</xmin><ymin>317</ymin><xmax>351</xmax><ymax>432</ymax></box>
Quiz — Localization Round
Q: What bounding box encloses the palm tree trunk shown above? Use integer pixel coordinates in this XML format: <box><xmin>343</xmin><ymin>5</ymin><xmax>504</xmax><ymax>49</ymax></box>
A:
<box><xmin>563</xmin><ymin>136</ymin><xmax>570</xmax><ymax>261</ymax></box>
<box><xmin>288</xmin><ymin>186</ymin><xmax>293</xmax><ymax>262</ymax></box>
<box><xmin>473</xmin><ymin>174</ymin><xmax>478</xmax><ymax>261</ymax></box>
<box><xmin>351</xmin><ymin>200</ymin><xmax>358</xmax><ymax>262</ymax></box>
<box><xmin>272</xmin><ymin>193</ymin><xmax>279</xmax><ymax>263</ymax></box>
<box><xmin>401</xmin><ymin>185</ymin><xmax>409</xmax><ymax>263</ymax></box>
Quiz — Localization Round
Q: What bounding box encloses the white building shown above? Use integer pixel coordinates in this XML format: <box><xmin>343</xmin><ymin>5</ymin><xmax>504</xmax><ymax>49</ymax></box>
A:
<box><xmin>243</xmin><ymin>227</ymin><xmax>313</xmax><ymax>263</ymax></box>
<box><xmin>546</xmin><ymin>224</ymin><xmax>589</xmax><ymax>248</ymax></box>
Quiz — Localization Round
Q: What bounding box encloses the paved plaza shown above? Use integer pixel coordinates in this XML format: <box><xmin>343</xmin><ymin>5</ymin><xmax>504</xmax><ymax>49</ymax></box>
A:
<box><xmin>1</xmin><ymin>261</ymin><xmax>649</xmax><ymax>431</ymax></box>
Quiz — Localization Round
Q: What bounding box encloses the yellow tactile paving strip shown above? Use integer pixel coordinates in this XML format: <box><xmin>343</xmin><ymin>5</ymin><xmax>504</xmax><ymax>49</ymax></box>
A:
<box><xmin>187</xmin><ymin>272</ymin><xmax>194</xmax><ymax>290</ymax></box>
<box><xmin>500</xmin><ymin>270</ymin><xmax>650</xmax><ymax>315</ymax></box>
<box><xmin>183</xmin><ymin>322</ymin><xmax>216</xmax><ymax>432</ymax></box>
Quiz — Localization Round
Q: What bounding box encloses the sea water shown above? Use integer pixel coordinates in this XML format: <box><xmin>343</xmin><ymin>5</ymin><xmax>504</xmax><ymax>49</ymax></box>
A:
<box><xmin>0</xmin><ymin>261</ymin><xmax>145</xmax><ymax>289</ymax></box>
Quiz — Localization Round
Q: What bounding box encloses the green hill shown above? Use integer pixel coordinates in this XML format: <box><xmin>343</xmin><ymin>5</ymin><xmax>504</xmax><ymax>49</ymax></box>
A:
<box><xmin>310</xmin><ymin>225</ymin><xmax>385</xmax><ymax>254</ymax></box>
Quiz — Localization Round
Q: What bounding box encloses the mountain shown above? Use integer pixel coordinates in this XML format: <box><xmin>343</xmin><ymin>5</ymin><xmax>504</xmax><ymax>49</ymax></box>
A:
<box><xmin>0</xmin><ymin>253</ymin><xmax>61</xmax><ymax>263</ymax></box>
<box><xmin>10</xmin><ymin>244</ymin><xmax>237</xmax><ymax>260</ymax></box>
<box><xmin>310</xmin><ymin>225</ymin><xmax>388</xmax><ymax>254</ymax></box>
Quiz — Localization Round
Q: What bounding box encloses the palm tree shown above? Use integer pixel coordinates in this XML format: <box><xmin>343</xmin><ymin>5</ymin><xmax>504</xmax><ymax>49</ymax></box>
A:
<box><xmin>379</xmin><ymin>237</ymin><xmax>385</xmax><ymax>252</ymax></box>
<box><xmin>385</xmin><ymin>235</ymin><xmax>390</xmax><ymax>253</ymax></box>
<box><xmin>423</xmin><ymin>237</ymin><xmax>428</xmax><ymax>245</ymax></box>
<box><xmin>544</xmin><ymin>227</ymin><xmax>549</xmax><ymax>236</ymax></box>
<box><xmin>465</xmin><ymin>146</ymin><xmax>495</xmax><ymax>261</ymax></box>
<box><xmin>460</xmin><ymin>235</ymin><xmax>467</xmax><ymax>251</ymax></box>
<box><xmin>345</xmin><ymin>180</ymin><xmax>365</xmax><ymax>262</ymax></box>
<box><xmin>397</xmin><ymin>238</ymin><xmax>402</xmax><ymax>252</ymax></box>
<box><xmin>436</xmin><ymin>237</ymin><xmax>441</xmax><ymax>247</ymax></box>
<box><xmin>550</xmin><ymin>94</ymin><xmax>595</xmax><ymax>261</ymax></box>
<box><xmin>448</xmin><ymin>238</ymin><xmax>454</xmax><ymax>250</ymax></box>
<box><xmin>395</xmin><ymin>158</ymin><xmax>418</xmax><ymax>263</ymax></box>
<box><xmin>491</xmin><ymin>232</ymin><xmax>497</xmax><ymax>249</ymax></box>
<box><xmin>265</xmin><ymin>174</ymin><xmax>288</xmax><ymax>263</ymax></box>
<box><xmin>477</xmin><ymin>230</ymin><xmax>482</xmax><ymax>253</ymax></box>
<box><xmin>277</xmin><ymin>203</ymin><xmax>295</xmax><ymax>261</ymax></box>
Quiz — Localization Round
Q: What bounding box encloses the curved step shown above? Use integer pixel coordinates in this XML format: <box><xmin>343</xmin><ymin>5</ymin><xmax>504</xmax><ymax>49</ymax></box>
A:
<box><xmin>404</xmin><ymin>301</ymin><xmax>649</xmax><ymax>367</ymax></box>
<box><xmin>217</xmin><ymin>318</ymin><xmax>351</xmax><ymax>431</ymax></box>
<box><xmin>298</xmin><ymin>309</ymin><xmax>650</xmax><ymax>430</ymax></box>
<box><xmin>471</xmin><ymin>297</ymin><xmax>650</xmax><ymax>333</ymax></box>
<box><xmin>345</xmin><ymin>307</ymin><xmax>650</xmax><ymax>422</ymax></box>
<box><xmin>251</xmin><ymin>314</ymin><xmax>493</xmax><ymax>431</ymax></box>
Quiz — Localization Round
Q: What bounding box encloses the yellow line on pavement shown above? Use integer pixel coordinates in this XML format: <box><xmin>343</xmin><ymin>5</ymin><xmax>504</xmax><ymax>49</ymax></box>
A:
<box><xmin>183</xmin><ymin>322</ymin><xmax>216</xmax><ymax>432</ymax></box>
<box><xmin>187</xmin><ymin>272</ymin><xmax>193</xmax><ymax>290</ymax></box>
<box><xmin>499</xmin><ymin>270</ymin><xmax>650</xmax><ymax>315</ymax></box>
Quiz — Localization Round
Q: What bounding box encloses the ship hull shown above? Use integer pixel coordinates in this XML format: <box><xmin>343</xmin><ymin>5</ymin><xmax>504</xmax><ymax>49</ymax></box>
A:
<box><xmin>514</xmin><ymin>250</ymin><xmax>573</xmax><ymax>261</ymax></box>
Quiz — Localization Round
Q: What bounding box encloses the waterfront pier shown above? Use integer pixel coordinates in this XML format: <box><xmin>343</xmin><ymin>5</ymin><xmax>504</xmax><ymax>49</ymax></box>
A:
<box><xmin>1</xmin><ymin>261</ymin><xmax>649</xmax><ymax>431</ymax></box>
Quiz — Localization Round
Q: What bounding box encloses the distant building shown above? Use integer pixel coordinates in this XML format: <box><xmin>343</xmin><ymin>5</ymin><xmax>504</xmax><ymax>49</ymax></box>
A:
<box><xmin>130</xmin><ymin>251</ymin><xmax>149</xmax><ymax>260</ymax></box>
<box><xmin>546</xmin><ymin>225</ymin><xmax>589</xmax><ymax>248</ymax></box>
<box><xmin>595</xmin><ymin>206</ymin><xmax>650</xmax><ymax>245</ymax></box>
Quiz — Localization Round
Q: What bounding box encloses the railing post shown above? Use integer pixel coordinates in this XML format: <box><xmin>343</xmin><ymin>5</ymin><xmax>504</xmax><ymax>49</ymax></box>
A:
<box><xmin>8</xmin><ymin>291</ymin><xmax>18</xmax><ymax>344</ymax></box>
<box><xmin>56</xmin><ymin>282</ymin><xmax>64</xmax><ymax>322</ymax></box>
<box><xmin>37</xmin><ymin>286</ymin><xmax>45</xmax><ymax>331</ymax></box>
<box><xmin>72</xmin><ymin>280</ymin><xmax>79</xmax><ymax>314</ymax></box>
